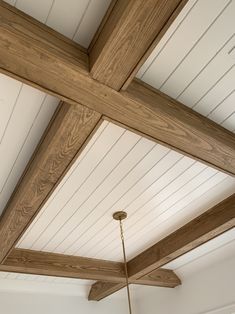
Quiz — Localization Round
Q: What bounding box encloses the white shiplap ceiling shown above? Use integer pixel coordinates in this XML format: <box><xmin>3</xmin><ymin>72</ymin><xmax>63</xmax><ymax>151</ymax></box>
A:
<box><xmin>0</xmin><ymin>0</ymin><xmax>234</xmax><ymax>293</ymax></box>
<box><xmin>17</xmin><ymin>121</ymin><xmax>235</xmax><ymax>262</ymax></box>
<box><xmin>0</xmin><ymin>74</ymin><xmax>58</xmax><ymax>216</ymax></box>
<box><xmin>137</xmin><ymin>0</ymin><xmax>235</xmax><ymax>133</ymax></box>
<box><xmin>3</xmin><ymin>0</ymin><xmax>112</xmax><ymax>48</ymax></box>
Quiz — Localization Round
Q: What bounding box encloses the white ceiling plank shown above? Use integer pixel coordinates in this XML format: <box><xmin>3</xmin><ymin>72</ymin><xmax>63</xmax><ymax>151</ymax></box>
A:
<box><xmin>3</xmin><ymin>0</ymin><xmax>16</xmax><ymax>5</ymax></box>
<box><xmin>46</xmin><ymin>0</ymin><xmax>91</xmax><ymax>39</ymax></box>
<box><xmin>15</xmin><ymin>0</ymin><xmax>54</xmax><ymax>23</ymax></box>
<box><xmin>208</xmin><ymin>91</ymin><xmax>235</xmax><ymax>124</ymax></box>
<box><xmin>0</xmin><ymin>94</ymin><xmax>58</xmax><ymax>215</ymax></box>
<box><xmin>71</xmin><ymin>149</ymin><xmax>181</xmax><ymax>258</ymax></box>
<box><xmin>94</xmin><ymin>168</ymin><xmax>223</xmax><ymax>260</ymax></box>
<box><xmin>17</xmin><ymin>120</ymin><xmax>109</xmax><ymax>247</ymax></box>
<box><xmin>138</xmin><ymin>0</ymin><xmax>230</xmax><ymax>88</ymax></box>
<box><xmin>17</xmin><ymin>121</ymin><xmax>235</xmax><ymax>262</ymax></box>
<box><xmin>193</xmin><ymin>65</ymin><xmax>235</xmax><ymax>116</ymax></box>
<box><xmin>53</xmin><ymin>137</ymin><xmax>156</xmax><ymax>254</ymax></box>
<box><xmin>160</xmin><ymin>1</ymin><xmax>235</xmax><ymax>99</ymax></box>
<box><xmin>177</xmin><ymin>37</ymin><xmax>235</xmax><ymax>107</ymax></box>
<box><xmin>137</xmin><ymin>0</ymin><xmax>198</xmax><ymax>78</ymax></box>
<box><xmin>4</xmin><ymin>0</ymin><xmax>111</xmax><ymax>47</ymax></box>
<box><xmin>165</xmin><ymin>228</ymin><xmax>235</xmax><ymax>271</ymax></box>
<box><xmin>40</xmin><ymin>130</ymin><xmax>142</xmax><ymax>252</ymax></box>
<box><xmin>6</xmin><ymin>273</ymin><xmax>18</xmax><ymax>279</ymax></box>
<box><xmin>62</xmin><ymin>144</ymin><xmax>170</xmax><ymax>256</ymax></box>
<box><xmin>76</xmin><ymin>155</ymin><xmax>195</xmax><ymax>258</ymax></box>
<box><xmin>0</xmin><ymin>75</ymin><xmax>22</xmax><ymax>141</ymax></box>
<box><xmin>138</xmin><ymin>0</ymin><xmax>235</xmax><ymax>133</ymax></box>
<box><xmin>0</xmin><ymin>272</ymin><xmax>8</xmax><ymax>279</ymax></box>
<box><xmin>73</xmin><ymin>0</ymin><xmax>112</xmax><ymax>48</ymax></box>
<box><xmin>0</xmin><ymin>81</ymin><xmax>58</xmax><ymax>215</ymax></box>
<box><xmin>107</xmin><ymin>173</ymin><xmax>232</xmax><ymax>261</ymax></box>
<box><xmin>18</xmin><ymin>122</ymin><xmax>126</xmax><ymax>250</ymax></box>
<box><xmin>83</xmin><ymin>161</ymin><xmax>214</xmax><ymax>260</ymax></box>
<box><xmin>221</xmin><ymin>112</ymin><xmax>235</xmax><ymax>132</ymax></box>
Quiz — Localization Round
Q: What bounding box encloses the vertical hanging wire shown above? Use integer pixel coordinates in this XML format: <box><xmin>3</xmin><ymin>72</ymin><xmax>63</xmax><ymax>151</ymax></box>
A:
<box><xmin>118</xmin><ymin>218</ymin><xmax>132</xmax><ymax>314</ymax></box>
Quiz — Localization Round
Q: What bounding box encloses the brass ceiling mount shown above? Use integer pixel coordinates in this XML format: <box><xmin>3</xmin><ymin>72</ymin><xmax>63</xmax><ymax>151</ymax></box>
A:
<box><xmin>113</xmin><ymin>211</ymin><xmax>127</xmax><ymax>221</ymax></box>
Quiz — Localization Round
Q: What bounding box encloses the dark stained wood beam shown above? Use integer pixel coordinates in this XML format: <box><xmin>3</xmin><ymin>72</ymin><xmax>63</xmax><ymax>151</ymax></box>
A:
<box><xmin>0</xmin><ymin>102</ymin><xmax>101</xmax><ymax>263</ymax></box>
<box><xmin>0</xmin><ymin>249</ymin><xmax>181</xmax><ymax>288</ymax></box>
<box><xmin>89</xmin><ymin>193</ymin><xmax>235</xmax><ymax>300</ymax></box>
<box><xmin>89</xmin><ymin>0</ymin><xmax>189</xmax><ymax>90</ymax></box>
<box><xmin>0</xmin><ymin>1</ymin><xmax>235</xmax><ymax>176</ymax></box>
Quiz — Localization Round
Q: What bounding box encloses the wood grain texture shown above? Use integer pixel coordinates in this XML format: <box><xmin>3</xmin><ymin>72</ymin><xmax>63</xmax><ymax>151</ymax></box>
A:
<box><xmin>135</xmin><ymin>268</ymin><xmax>181</xmax><ymax>287</ymax></box>
<box><xmin>1</xmin><ymin>249</ymin><xmax>125</xmax><ymax>282</ymax></box>
<box><xmin>121</xmin><ymin>0</ymin><xmax>189</xmax><ymax>90</ymax></box>
<box><xmin>90</xmin><ymin>193</ymin><xmax>235</xmax><ymax>300</ymax></box>
<box><xmin>121</xmin><ymin>80</ymin><xmax>235</xmax><ymax>176</ymax></box>
<box><xmin>0</xmin><ymin>0</ymin><xmax>87</xmax><ymax>59</ymax></box>
<box><xmin>89</xmin><ymin>0</ymin><xmax>188</xmax><ymax>90</ymax></box>
<box><xmin>0</xmin><ymin>102</ymin><xmax>101</xmax><ymax>263</ymax></box>
<box><xmin>88</xmin><ymin>267</ymin><xmax>181</xmax><ymax>301</ymax></box>
<box><xmin>0</xmin><ymin>2</ymin><xmax>235</xmax><ymax>176</ymax></box>
<box><xmin>128</xmin><ymin>193</ymin><xmax>235</xmax><ymax>279</ymax></box>
<box><xmin>89</xmin><ymin>282</ymin><xmax>124</xmax><ymax>301</ymax></box>
<box><xmin>0</xmin><ymin>249</ymin><xmax>180</xmax><ymax>288</ymax></box>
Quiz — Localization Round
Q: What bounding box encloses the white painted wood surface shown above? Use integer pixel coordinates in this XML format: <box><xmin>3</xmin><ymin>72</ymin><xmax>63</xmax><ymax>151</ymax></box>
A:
<box><xmin>137</xmin><ymin>0</ymin><xmax>235</xmax><ymax>133</ymax></box>
<box><xmin>165</xmin><ymin>228</ymin><xmax>235</xmax><ymax>271</ymax></box>
<box><xmin>17</xmin><ymin>121</ymin><xmax>235</xmax><ymax>261</ymax></box>
<box><xmin>0</xmin><ymin>74</ymin><xmax>58</xmax><ymax>215</ymax></box>
<box><xmin>1</xmin><ymin>0</ymin><xmax>235</xmax><ymax>285</ymax></box>
<box><xmin>3</xmin><ymin>0</ymin><xmax>112</xmax><ymax>48</ymax></box>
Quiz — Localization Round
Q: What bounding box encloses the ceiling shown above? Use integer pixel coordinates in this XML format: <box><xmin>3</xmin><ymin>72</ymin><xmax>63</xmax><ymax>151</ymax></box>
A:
<box><xmin>137</xmin><ymin>0</ymin><xmax>235</xmax><ymax>133</ymax></box>
<box><xmin>0</xmin><ymin>74</ymin><xmax>58</xmax><ymax>216</ymax></box>
<box><xmin>16</xmin><ymin>121</ymin><xmax>235</xmax><ymax>261</ymax></box>
<box><xmin>165</xmin><ymin>227</ymin><xmax>235</xmax><ymax>277</ymax></box>
<box><xmin>4</xmin><ymin>0</ymin><xmax>112</xmax><ymax>48</ymax></box>
<box><xmin>0</xmin><ymin>0</ymin><xmax>234</xmax><ymax>295</ymax></box>
<box><xmin>1</xmin><ymin>230</ymin><xmax>234</xmax><ymax>298</ymax></box>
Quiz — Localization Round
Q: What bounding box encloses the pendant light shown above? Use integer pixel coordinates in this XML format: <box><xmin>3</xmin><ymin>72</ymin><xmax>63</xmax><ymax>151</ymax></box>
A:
<box><xmin>113</xmin><ymin>211</ymin><xmax>132</xmax><ymax>314</ymax></box>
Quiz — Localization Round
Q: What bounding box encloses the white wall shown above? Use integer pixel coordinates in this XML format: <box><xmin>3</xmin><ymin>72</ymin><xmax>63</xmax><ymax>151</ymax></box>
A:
<box><xmin>0</xmin><ymin>292</ymin><xmax>131</xmax><ymax>314</ymax></box>
<box><xmin>134</xmin><ymin>253</ymin><xmax>235</xmax><ymax>314</ymax></box>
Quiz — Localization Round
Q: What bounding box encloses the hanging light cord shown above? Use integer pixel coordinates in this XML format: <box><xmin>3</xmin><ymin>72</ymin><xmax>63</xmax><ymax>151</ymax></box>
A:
<box><xmin>119</xmin><ymin>218</ymin><xmax>132</xmax><ymax>314</ymax></box>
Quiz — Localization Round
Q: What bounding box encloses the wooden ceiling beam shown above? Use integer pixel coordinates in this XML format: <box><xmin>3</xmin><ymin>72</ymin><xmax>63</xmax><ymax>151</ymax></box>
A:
<box><xmin>0</xmin><ymin>102</ymin><xmax>101</xmax><ymax>263</ymax></box>
<box><xmin>89</xmin><ymin>0</ymin><xmax>189</xmax><ymax>90</ymax></box>
<box><xmin>89</xmin><ymin>193</ymin><xmax>235</xmax><ymax>300</ymax></box>
<box><xmin>0</xmin><ymin>248</ymin><xmax>181</xmax><ymax>288</ymax></box>
<box><xmin>1</xmin><ymin>249</ymin><xmax>126</xmax><ymax>282</ymax></box>
<box><xmin>88</xmin><ymin>268</ymin><xmax>181</xmax><ymax>301</ymax></box>
<box><xmin>0</xmin><ymin>1</ymin><xmax>235</xmax><ymax>176</ymax></box>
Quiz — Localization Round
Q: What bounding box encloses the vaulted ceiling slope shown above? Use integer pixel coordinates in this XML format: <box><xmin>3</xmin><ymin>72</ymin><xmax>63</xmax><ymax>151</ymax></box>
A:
<box><xmin>138</xmin><ymin>0</ymin><xmax>235</xmax><ymax>132</ymax></box>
